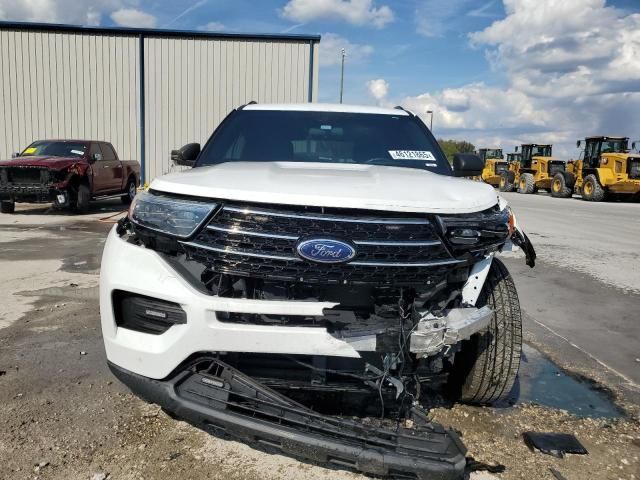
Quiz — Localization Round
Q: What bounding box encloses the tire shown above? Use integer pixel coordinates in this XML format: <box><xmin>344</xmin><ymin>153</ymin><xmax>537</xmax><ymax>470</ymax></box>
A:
<box><xmin>550</xmin><ymin>173</ymin><xmax>572</xmax><ymax>198</ymax></box>
<box><xmin>581</xmin><ymin>174</ymin><xmax>605</xmax><ymax>202</ymax></box>
<box><xmin>121</xmin><ymin>177</ymin><xmax>137</xmax><ymax>205</ymax></box>
<box><xmin>498</xmin><ymin>172</ymin><xmax>515</xmax><ymax>192</ymax></box>
<box><xmin>518</xmin><ymin>173</ymin><xmax>536</xmax><ymax>194</ymax></box>
<box><xmin>447</xmin><ymin>258</ymin><xmax>522</xmax><ymax>405</ymax></box>
<box><xmin>74</xmin><ymin>183</ymin><xmax>91</xmax><ymax>214</ymax></box>
<box><xmin>0</xmin><ymin>200</ymin><xmax>15</xmax><ymax>214</ymax></box>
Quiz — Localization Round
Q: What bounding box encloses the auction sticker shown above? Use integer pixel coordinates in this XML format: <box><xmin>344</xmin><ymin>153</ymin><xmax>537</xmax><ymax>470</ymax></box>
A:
<box><xmin>388</xmin><ymin>150</ymin><xmax>436</xmax><ymax>161</ymax></box>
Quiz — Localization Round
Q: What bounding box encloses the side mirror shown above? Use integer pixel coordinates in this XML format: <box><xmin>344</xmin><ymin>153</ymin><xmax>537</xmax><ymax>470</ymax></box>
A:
<box><xmin>576</xmin><ymin>140</ymin><xmax>581</xmax><ymax>148</ymax></box>
<box><xmin>632</xmin><ymin>141</ymin><xmax>636</xmax><ymax>150</ymax></box>
<box><xmin>171</xmin><ymin>143</ymin><xmax>200</xmax><ymax>167</ymax></box>
<box><xmin>452</xmin><ymin>153</ymin><xmax>484</xmax><ymax>177</ymax></box>
<box><xmin>90</xmin><ymin>153</ymin><xmax>102</xmax><ymax>163</ymax></box>
<box><xmin>11</xmin><ymin>152</ymin><xmax>19</xmax><ymax>158</ymax></box>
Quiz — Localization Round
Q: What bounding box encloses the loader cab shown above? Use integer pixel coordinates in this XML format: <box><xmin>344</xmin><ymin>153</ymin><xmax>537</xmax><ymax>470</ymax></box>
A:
<box><xmin>478</xmin><ymin>148</ymin><xmax>503</xmax><ymax>162</ymax></box>
<box><xmin>506</xmin><ymin>153</ymin><xmax>521</xmax><ymax>164</ymax></box>
<box><xmin>578</xmin><ymin>136</ymin><xmax>629</xmax><ymax>169</ymax></box>
<box><xmin>519</xmin><ymin>144</ymin><xmax>552</xmax><ymax>169</ymax></box>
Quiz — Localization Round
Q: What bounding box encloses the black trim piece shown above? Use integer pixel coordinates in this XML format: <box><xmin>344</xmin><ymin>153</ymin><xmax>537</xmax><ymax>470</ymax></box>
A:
<box><xmin>308</xmin><ymin>40</ymin><xmax>315</xmax><ymax>102</ymax></box>
<box><xmin>108</xmin><ymin>359</ymin><xmax>467</xmax><ymax>479</ymax></box>
<box><xmin>139</xmin><ymin>35</ymin><xmax>146</xmax><ymax>184</ymax></box>
<box><xmin>0</xmin><ymin>21</ymin><xmax>321</xmax><ymax>42</ymax></box>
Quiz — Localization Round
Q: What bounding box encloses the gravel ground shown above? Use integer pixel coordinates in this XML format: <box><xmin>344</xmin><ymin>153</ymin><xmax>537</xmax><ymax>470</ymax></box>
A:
<box><xmin>0</xmin><ymin>200</ymin><xmax>639</xmax><ymax>480</ymax></box>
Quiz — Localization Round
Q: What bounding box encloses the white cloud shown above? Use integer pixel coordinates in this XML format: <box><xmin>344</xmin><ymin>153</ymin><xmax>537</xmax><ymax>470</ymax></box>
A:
<box><xmin>111</xmin><ymin>8</ymin><xmax>157</xmax><ymax>28</ymax></box>
<box><xmin>319</xmin><ymin>33</ymin><xmax>373</xmax><ymax>67</ymax></box>
<box><xmin>198</xmin><ymin>21</ymin><xmax>225</xmax><ymax>31</ymax></box>
<box><xmin>0</xmin><ymin>0</ymin><xmax>123</xmax><ymax>25</ymax></box>
<box><xmin>281</xmin><ymin>0</ymin><xmax>393</xmax><ymax>28</ymax></box>
<box><xmin>399</xmin><ymin>0</ymin><xmax>640</xmax><ymax>158</ymax></box>
<box><xmin>366</xmin><ymin>79</ymin><xmax>388</xmax><ymax>102</ymax></box>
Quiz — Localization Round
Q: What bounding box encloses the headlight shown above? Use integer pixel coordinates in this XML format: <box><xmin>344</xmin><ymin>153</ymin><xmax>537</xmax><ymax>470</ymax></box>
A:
<box><xmin>437</xmin><ymin>205</ymin><xmax>510</xmax><ymax>250</ymax></box>
<box><xmin>129</xmin><ymin>191</ymin><xmax>217</xmax><ymax>238</ymax></box>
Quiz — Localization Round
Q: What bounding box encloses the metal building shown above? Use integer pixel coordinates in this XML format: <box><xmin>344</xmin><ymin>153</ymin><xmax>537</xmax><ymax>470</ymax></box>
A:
<box><xmin>0</xmin><ymin>22</ymin><xmax>320</xmax><ymax>182</ymax></box>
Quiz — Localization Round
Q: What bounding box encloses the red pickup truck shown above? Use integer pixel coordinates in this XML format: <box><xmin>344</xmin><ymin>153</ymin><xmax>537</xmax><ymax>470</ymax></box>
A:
<box><xmin>0</xmin><ymin>139</ymin><xmax>140</xmax><ymax>214</ymax></box>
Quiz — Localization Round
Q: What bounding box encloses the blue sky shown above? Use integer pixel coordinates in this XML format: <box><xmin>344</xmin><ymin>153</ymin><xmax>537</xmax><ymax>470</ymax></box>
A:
<box><xmin>1</xmin><ymin>0</ymin><xmax>639</xmax><ymax>156</ymax></box>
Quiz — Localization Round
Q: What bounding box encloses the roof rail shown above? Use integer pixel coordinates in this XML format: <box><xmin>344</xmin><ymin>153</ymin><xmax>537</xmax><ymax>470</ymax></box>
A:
<box><xmin>238</xmin><ymin>101</ymin><xmax>257</xmax><ymax>110</ymax></box>
<box><xmin>393</xmin><ymin>105</ymin><xmax>413</xmax><ymax>116</ymax></box>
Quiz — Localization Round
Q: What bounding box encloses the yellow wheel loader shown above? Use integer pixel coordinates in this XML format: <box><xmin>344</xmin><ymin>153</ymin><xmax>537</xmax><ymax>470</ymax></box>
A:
<box><xmin>477</xmin><ymin>148</ymin><xmax>507</xmax><ymax>187</ymax></box>
<box><xmin>500</xmin><ymin>144</ymin><xmax>565</xmax><ymax>194</ymax></box>
<box><xmin>551</xmin><ymin>136</ymin><xmax>640</xmax><ymax>201</ymax></box>
<box><xmin>498</xmin><ymin>152</ymin><xmax>521</xmax><ymax>191</ymax></box>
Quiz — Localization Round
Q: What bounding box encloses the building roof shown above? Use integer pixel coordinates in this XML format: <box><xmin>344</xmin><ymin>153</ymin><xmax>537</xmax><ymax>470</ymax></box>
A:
<box><xmin>585</xmin><ymin>136</ymin><xmax>628</xmax><ymax>140</ymax></box>
<box><xmin>0</xmin><ymin>20</ymin><xmax>321</xmax><ymax>43</ymax></box>
<box><xmin>244</xmin><ymin>103</ymin><xmax>411</xmax><ymax>116</ymax></box>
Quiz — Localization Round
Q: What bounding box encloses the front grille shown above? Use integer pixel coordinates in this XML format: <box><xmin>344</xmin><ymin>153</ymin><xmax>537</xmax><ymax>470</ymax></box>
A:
<box><xmin>629</xmin><ymin>158</ymin><xmax>640</xmax><ymax>179</ymax></box>
<box><xmin>548</xmin><ymin>161</ymin><xmax>565</xmax><ymax>176</ymax></box>
<box><xmin>180</xmin><ymin>202</ymin><xmax>465</xmax><ymax>285</ymax></box>
<box><xmin>5</xmin><ymin>167</ymin><xmax>50</xmax><ymax>185</ymax></box>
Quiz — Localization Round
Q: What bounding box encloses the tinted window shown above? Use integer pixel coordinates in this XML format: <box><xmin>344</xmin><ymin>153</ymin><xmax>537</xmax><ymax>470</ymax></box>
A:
<box><xmin>90</xmin><ymin>143</ymin><xmax>104</xmax><ymax>160</ymax></box>
<box><xmin>21</xmin><ymin>140</ymin><xmax>87</xmax><ymax>157</ymax></box>
<box><xmin>197</xmin><ymin>110</ymin><xmax>451</xmax><ymax>175</ymax></box>
<box><xmin>100</xmin><ymin>143</ymin><xmax>117</xmax><ymax>161</ymax></box>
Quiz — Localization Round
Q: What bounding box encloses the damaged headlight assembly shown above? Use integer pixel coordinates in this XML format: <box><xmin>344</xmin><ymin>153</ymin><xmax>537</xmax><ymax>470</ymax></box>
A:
<box><xmin>129</xmin><ymin>191</ymin><xmax>217</xmax><ymax>239</ymax></box>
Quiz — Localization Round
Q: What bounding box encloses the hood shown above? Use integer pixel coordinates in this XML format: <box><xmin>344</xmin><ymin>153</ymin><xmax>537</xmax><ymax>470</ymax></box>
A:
<box><xmin>0</xmin><ymin>156</ymin><xmax>83</xmax><ymax>169</ymax></box>
<box><xmin>151</xmin><ymin>161</ymin><xmax>499</xmax><ymax>214</ymax></box>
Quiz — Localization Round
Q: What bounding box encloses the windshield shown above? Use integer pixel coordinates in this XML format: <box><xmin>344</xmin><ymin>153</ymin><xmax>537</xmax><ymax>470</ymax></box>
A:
<box><xmin>197</xmin><ymin>110</ymin><xmax>452</xmax><ymax>175</ymax></box>
<box><xmin>21</xmin><ymin>141</ymin><xmax>87</xmax><ymax>158</ymax></box>
<box><xmin>531</xmin><ymin>145</ymin><xmax>552</xmax><ymax>157</ymax></box>
<box><xmin>601</xmin><ymin>138</ymin><xmax>628</xmax><ymax>153</ymax></box>
<box><xmin>485</xmin><ymin>149</ymin><xmax>503</xmax><ymax>159</ymax></box>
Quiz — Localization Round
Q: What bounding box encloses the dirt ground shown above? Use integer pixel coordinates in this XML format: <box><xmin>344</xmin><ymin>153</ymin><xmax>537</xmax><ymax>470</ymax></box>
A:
<box><xmin>1</xmin><ymin>202</ymin><xmax>639</xmax><ymax>480</ymax></box>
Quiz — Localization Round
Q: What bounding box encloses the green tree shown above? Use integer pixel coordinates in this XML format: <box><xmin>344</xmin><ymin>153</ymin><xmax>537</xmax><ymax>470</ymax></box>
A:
<box><xmin>438</xmin><ymin>139</ymin><xmax>476</xmax><ymax>163</ymax></box>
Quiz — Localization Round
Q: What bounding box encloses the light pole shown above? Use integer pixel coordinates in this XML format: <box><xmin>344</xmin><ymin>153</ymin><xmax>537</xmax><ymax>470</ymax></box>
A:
<box><xmin>426</xmin><ymin>110</ymin><xmax>433</xmax><ymax>131</ymax></box>
<box><xmin>339</xmin><ymin>48</ymin><xmax>346</xmax><ymax>104</ymax></box>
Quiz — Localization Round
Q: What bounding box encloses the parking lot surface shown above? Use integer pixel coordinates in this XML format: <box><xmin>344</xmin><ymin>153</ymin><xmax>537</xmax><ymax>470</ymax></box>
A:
<box><xmin>1</xmin><ymin>197</ymin><xmax>639</xmax><ymax>480</ymax></box>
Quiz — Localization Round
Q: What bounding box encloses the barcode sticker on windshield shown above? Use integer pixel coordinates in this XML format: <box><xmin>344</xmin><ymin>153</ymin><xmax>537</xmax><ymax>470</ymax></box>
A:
<box><xmin>388</xmin><ymin>150</ymin><xmax>436</xmax><ymax>161</ymax></box>
<box><xmin>71</xmin><ymin>149</ymin><xmax>84</xmax><ymax>155</ymax></box>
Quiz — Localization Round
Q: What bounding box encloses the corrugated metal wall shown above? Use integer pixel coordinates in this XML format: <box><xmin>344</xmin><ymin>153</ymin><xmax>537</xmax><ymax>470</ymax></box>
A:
<box><xmin>144</xmin><ymin>37</ymin><xmax>318</xmax><ymax>181</ymax></box>
<box><xmin>0</xmin><ymin>26</ymin><xmax>319</xmax><ymax>183</ymax></box>
<box><xmin>0</xmin><ymin>30</ymin><xmax>140</xmax><ymax>163</ymax></box>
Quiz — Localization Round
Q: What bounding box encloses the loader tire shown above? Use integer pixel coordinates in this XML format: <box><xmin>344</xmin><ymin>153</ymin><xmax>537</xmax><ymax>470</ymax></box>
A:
<box><xmin>447</xmin><ymin>258</ymin><xmax>522</xmax><ymax>405</ymax></box>
<box><xmin>499</xmin><ymin>172</ymin><xmax>515</xmax><ymax>192</ymax></box>
<box><xmin>518</xmin><ymin>173</ymin><xmax>536</xmax><ymax>194</ymax></box>
<box><xmin>581</xmin><ymin>174</ymin><xmax>605</xmax><ymax>202</ymax></box>
<box><xmin>550</xmin><ymin>173</ymin><xmax>572</xmax><ymax>198</ymax></box>
<box><xmin>1</xmin><ymin>200</ymin><xmax>15</xmax><ymax>214</ymax></box>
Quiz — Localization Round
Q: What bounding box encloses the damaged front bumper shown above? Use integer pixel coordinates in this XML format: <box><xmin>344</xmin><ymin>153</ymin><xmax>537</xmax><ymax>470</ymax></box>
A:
<box><xmin>109</xmin><ymin>358</ymin><xmax>467</xmax><ymax>479</ymax></box>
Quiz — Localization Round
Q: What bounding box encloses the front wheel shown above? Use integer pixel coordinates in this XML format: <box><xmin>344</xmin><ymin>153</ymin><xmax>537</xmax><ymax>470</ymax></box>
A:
<box><xmin>74</xmin><ymin>183</ymin><xmax>90</xmax><ymax>214</ymax></box>
<box><xmin>550</xmin><ymin>173</ymin><xmax>572</xmax><ymax>198</ymax></box>
<box><xmin>581</xmin><ymin>174</ymin><xmax>605</xmax><ymax>202</ymax></box>
<box><xmin>498</xmin><ymin>172</ymin><xmax>515</xmax><ymax>192</ymax></box>
<box><xmin>1</xmin><ymin>200</ymin><xmax>15</xmax><ymax>214</ymax></box>
<box><xmin>518</xmin><ymin>173</ymin><xmax>536</xmax><ymax>194</ymax></box>
<box><xmin>447</xmin><ymin>258</ymin><xmax>522</xmax><ymax>405</ymax></box>
<box><xmin>121</xmin><ymin>178</ymin><xmax>137</xmax><ymax>205</ymax></box>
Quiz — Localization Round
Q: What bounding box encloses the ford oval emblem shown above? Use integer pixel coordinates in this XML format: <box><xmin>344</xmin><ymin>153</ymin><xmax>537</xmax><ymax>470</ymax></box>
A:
<box><xmin>296</xmin><ymin>238</ymin><xmax>356</xmax><ymax>264</ymax></box>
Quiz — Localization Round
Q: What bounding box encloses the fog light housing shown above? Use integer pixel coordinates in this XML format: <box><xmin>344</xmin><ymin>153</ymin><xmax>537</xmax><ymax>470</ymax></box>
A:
<box><xmin>112</xmin><ymin>290</ymin><xmax>186</xmax><ymax>334</ymax></box>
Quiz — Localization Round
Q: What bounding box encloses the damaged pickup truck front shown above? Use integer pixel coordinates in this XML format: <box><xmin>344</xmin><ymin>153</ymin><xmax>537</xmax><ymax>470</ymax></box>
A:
<box><xmin>101</xmin><ymin>103</ymin><xmax>536</xmax><ymax>479</ymax></box>
<box><xmin>0</xmin><ymin>139</ymin><xmax>140</xmax><ymax>213</ymax></box>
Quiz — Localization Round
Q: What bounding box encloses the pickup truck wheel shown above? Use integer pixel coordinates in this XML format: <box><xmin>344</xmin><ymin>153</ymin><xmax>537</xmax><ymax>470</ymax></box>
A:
<box><xmin>121</xmin><ymin>178</ymin><xmax>137</xmax><ymax>205</ymax></box>
<box><xmin>447</xmin><ymin>258</ymin><xmax>522</xmax><ymax>405</ymax></box>
<box><xmin>74</xmin><ymin>183</ymin><xmax>90</xmax><ymax>214</ymax></box>
<box><xmin>1</xmin><ymin>200</ymin><xmax>15</xmax><ymax>214</ymax></box>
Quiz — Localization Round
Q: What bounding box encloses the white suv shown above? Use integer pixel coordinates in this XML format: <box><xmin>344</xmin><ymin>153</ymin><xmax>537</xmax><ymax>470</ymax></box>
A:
<box><xmin>100</xmin><ymin>103</ymin><xmax>535</xmax><ymax>479</ymax></box>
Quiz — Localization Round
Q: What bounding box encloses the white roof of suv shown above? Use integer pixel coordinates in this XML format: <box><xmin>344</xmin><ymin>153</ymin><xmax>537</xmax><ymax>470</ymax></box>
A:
<box><xmin>243</xmin><ymin>103</ymin><xmax>411</xmax><ymax>116</ymax></box>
